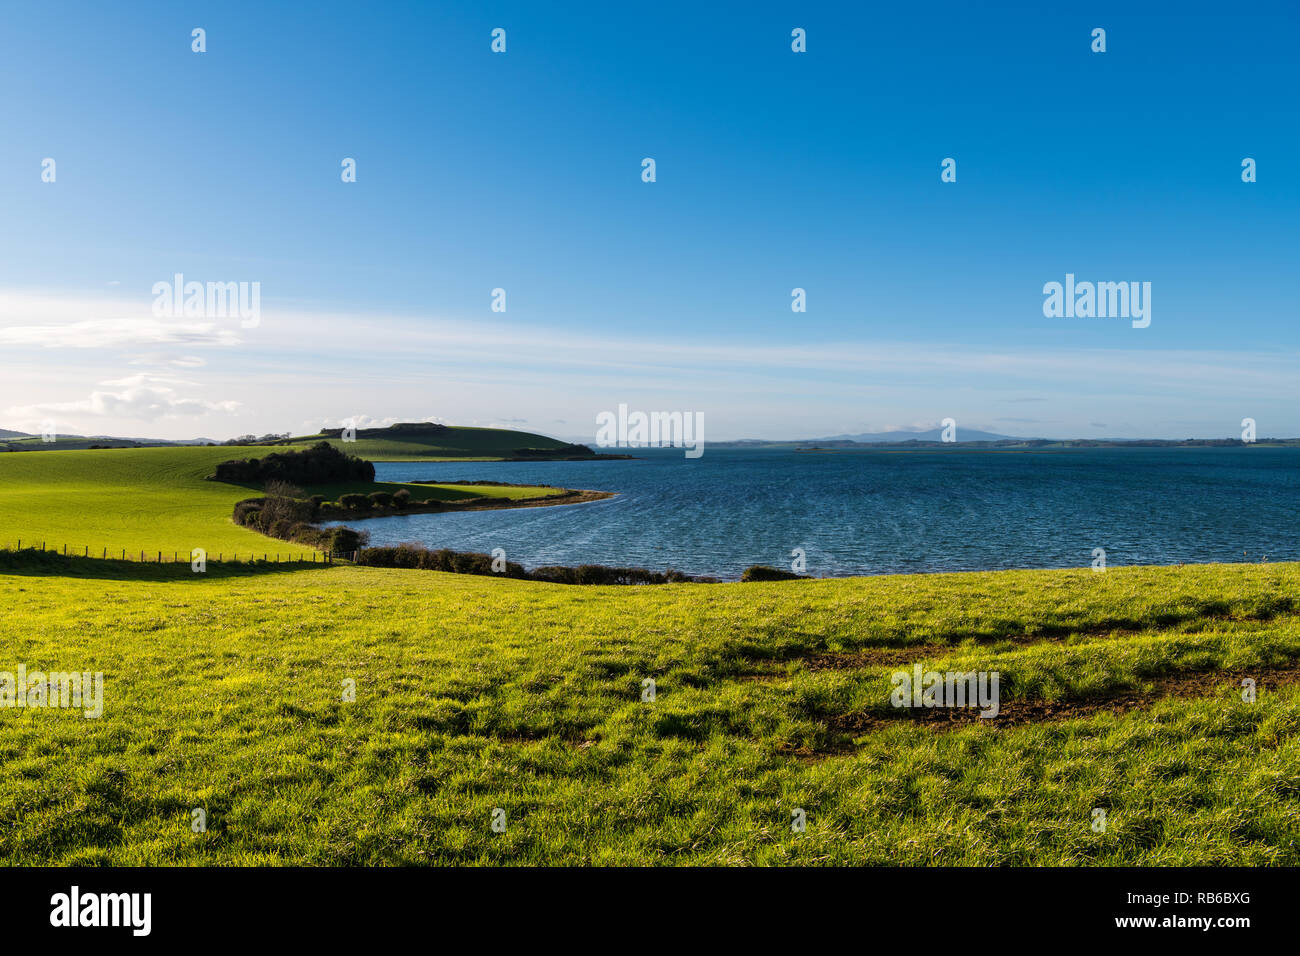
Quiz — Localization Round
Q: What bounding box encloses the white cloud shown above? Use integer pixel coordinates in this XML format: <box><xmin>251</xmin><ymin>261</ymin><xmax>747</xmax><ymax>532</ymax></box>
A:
<box><xmin>127</xmin><ymin>354</ymin><xmax>208</xmax><ymax>368</ymax></box>
<box><xmin>0</xmin><ymin>290</ymin><xmax>242</xmax><ymax>349</ymax></box>
<box><xmin>0</xmin><ymin>317</ymin><xmax>241</xmax><ymax>349</ymax></box>
<box><xmin>5</xmin><ymin>373</ymin><xmax>239</xmax><ymax>425</ymax></box>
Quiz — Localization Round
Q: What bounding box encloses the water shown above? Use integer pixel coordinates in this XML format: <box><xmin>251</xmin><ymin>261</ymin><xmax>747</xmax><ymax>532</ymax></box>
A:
<box><xmin>332</xmin><ymin>447</ymin><xmax>1300</xmax><ymax>580</ymax></box>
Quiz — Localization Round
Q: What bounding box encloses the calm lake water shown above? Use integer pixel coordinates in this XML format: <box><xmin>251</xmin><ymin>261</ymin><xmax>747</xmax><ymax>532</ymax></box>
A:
<box><xmin>338</xmin><ymin>447</ymin><xmax>1300</xmax><ymax>580</ymax></box>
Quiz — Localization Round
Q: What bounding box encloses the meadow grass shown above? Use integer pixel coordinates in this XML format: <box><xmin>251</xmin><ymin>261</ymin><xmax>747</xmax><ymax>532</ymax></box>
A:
<box><xmin>1</xmin><ymin>558</ymin><xmax>1297</xmax><ymax>865</ymax></box>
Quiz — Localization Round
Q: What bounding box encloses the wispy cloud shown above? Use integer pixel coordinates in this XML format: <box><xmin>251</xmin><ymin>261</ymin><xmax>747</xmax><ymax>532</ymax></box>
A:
<box><xmin>0</xmin><ymin>290</ymin><xmax>243</xmax><ymax>349</ymax></box>
<box><xmin>4</xmin><ymin>289</ymin><xmax>1299</xmax><ymax>440</ymax></box>
<box><xmin>0</xmin><ymin>318</ymin><xmax>241</xmax><ymax>349</ymax></box>
<box><xmin>5</xmin><ymin>373</ymin><xmax>239</xmax><ymax>425</ymax></box>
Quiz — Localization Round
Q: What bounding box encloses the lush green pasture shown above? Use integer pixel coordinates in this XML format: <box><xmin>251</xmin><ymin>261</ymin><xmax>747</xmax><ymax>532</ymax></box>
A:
<box><xmin>0</xmin><ymin>446</ymin><xmax>561</xmax><ymax>557</ymax></box>
<box><xmin>1</xmin><ymin>559</ymin><xmax>1297</xmax><ymax>864</ymax></box>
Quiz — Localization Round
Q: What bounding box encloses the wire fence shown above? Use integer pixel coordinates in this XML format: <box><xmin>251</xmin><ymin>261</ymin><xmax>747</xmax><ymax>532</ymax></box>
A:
<box><xmin>0</xmin><ymin>541</ymin><xmax>351</xmax><ymax>565</ymax></box>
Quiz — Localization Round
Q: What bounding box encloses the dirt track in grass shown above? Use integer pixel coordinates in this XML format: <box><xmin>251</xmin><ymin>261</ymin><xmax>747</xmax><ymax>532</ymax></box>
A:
<box><xmin>821</xmin><ymin>661</ymin><xmax>1300</xmax><ymax>740</ymax></box>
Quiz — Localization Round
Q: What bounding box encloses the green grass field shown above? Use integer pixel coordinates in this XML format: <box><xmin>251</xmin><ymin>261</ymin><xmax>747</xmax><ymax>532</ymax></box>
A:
<box><xmin>1</xmin><ymin>445</ymin><xmax>1297</xmax><ymax>865</ymax></box>
<box><xmin>0</xmin><ymin>446</ymin><xmax>561</xmax><ymax>558</ymax></box>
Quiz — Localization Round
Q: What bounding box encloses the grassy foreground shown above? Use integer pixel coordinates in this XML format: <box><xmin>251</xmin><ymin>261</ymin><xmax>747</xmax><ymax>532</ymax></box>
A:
<box><xmin>1</xmin><ymin>557</ymin><xmax>1298</xmax><ymax>865</ymax></box>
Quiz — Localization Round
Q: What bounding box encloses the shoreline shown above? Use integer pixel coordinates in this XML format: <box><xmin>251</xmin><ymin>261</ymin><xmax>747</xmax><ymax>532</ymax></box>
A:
<box><xmin>323</xmin><ymin>486</ymin><xmax>616</xmax><ymax>523</ymax></box>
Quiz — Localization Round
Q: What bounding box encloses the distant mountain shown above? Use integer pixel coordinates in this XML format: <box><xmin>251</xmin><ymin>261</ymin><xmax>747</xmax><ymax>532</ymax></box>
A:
<box><xmin>810</xmin><ymin>427</ymin><xmax>1033</xmax><ymax>443</ymax></box>
<box><xmin>0</xmin><ymin>428</ymin><xmax>30</xmax><ymax>439</ymax></box>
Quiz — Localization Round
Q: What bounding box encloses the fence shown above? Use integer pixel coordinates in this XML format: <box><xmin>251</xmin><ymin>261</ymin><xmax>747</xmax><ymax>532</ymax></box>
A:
<box><xmin>1</xmin><ymin>541</ymin><xmax>347</xmax><ymax>565</ymax></box>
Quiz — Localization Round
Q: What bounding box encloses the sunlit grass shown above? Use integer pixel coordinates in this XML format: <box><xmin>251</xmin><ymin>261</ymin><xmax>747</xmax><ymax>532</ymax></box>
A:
<box><xmin>1</xmin><ymin>560</ymin><xmax>1297</xmax><ymax>864</ymax></box>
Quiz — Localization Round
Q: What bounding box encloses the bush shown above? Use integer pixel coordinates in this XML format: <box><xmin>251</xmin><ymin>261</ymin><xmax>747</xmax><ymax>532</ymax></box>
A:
<box><xmin>325</xmin><ymin>527</ymin><xmax>369</xmax><ymax>553</ymax></box>
<box><xmin>355</xmin><ymin>544</ymin><xmax>528</xmax><ymax>578</ymax></box>
<box><xmin>339</xmin><ymin>494</ymin><xmax>368</xmax><ymax>510</ymax></box>
<box><xmin>230</xmin><ymin>493</ymin><xmax>368</xmax><ymax>554</ymax></box>
<box><xmin>213</xmin><ymin>441</ymin><xmax>375</xmax><ymax>485</ymax></box>
<box><xmin>258</xmin><ymin>495</ymin><xmax>315</xmax><ymax>529</ymax></box>
<box><xmin>367</xmin><ymin>491</ymin><xmax>394</xmax><ymax>508</ymax></box>
<box><xmin>740</xmin><ymin>565</ymin><xmax>806</xmax><ymax>582</ymax></box>
<box><xmin>528</xmin><ymin>563</ymin><xmax>695</xmax><ymax>586</ymax></box>
<box><xmin>232</xmin><ymin>499</ymin><xmax>264</xmax><ymax>526</ymax></box>
<box><xmin>392</xmin><ymin>489</ymin><xmax>411</xmax><ymax>507</ymax></box>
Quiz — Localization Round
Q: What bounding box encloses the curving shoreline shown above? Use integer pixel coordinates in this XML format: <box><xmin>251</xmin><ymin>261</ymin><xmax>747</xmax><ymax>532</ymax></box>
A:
<box><xmin>327</xmin><ymin>485</ymin><xmax>616</xmax><ymax>522</ymax></box>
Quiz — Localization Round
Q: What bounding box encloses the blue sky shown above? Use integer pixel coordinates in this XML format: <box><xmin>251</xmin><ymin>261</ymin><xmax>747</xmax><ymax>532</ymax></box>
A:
<box><xmin>0</xmin><ymin>1</ymin><xmax>1297</xmax><ymax>440</ymax></box>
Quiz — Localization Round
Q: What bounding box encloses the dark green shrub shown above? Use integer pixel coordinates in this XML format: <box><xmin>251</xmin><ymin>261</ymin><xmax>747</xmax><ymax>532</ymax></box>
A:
<box><xmin>213</xmin><ymin>441</ymin><xmax>375</xmax><ymax>485</ymax></box>
<box><xmin>740</xmin><ymin>565</ymin><xmax>806</xmax><ymax>582</ymax></box>
<box><xmin>325</xmin><ymin>527</ymin><xmax>369</xmax><ymax>553</ymax></box>
<box><xmin>232</xmin><ymin>499</ymin><xmax>264</xmax><ymax>526</ymax></box>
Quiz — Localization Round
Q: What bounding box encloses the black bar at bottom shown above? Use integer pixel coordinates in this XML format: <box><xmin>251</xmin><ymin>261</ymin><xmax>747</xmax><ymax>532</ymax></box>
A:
<box><xmin>0</xmin><ymin>866</ymin><xmax>1277</xmax><ymax>942</ymax></box>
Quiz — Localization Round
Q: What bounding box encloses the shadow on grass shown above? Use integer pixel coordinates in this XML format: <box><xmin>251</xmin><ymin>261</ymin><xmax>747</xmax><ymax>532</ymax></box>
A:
<box><xmin>0</xmin><ymin>548</ymin><xmax>336</xmax><ymax>582</ymax></box>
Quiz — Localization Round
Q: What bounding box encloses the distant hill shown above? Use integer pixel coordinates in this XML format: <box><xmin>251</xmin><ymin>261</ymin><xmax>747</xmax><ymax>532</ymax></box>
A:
<box><xmin>283</xmin><ymin>422</ymin><xmax>623</xmax><ymax>461</ymax></box>
<box><xmin>0</xmin><ymin>433</ymin><xmax>217</xmax><ymax>451</ymax></box>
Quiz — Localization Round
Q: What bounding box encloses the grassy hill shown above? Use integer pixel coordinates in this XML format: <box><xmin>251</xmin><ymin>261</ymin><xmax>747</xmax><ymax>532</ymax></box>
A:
<box><xmin>282</xmin><ymin>424</ymin><xmax>582</xmax><ymax>461</ymax></box>
<box><xmin>0</xmin><ymin>558</ymin><xmax>1297</xmax><ymax>864</ymax></box>
<box><xmin>0</xmin><ymin>445</ymin><xmax>561</xmax><ymax>558</ymax></box>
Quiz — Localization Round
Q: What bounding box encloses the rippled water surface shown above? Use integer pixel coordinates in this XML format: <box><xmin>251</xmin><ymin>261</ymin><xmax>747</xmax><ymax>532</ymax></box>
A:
<box><xmin>338</xmin><ymin>447</ymin><xmax>1300</xmax><ymax>580</ymax></box>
